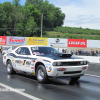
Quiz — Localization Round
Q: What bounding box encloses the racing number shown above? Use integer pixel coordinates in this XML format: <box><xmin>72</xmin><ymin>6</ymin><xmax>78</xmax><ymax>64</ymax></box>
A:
<box><xmin>23</xmin><ymin>60</ymin><xmax>26</xmax><ymax>65</ymax></box>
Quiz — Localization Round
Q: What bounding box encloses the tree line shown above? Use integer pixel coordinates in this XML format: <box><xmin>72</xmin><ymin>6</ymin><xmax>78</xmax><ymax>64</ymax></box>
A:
<box><xmin>1</xmin><ymin>0</ymin><xmax>100</xmax><ymax>40</ymax></box>
<box><xmin>54</xmin><ymin>26</ymin><xmax>100</xmax><ymax>35</ymax></box>
<box><xmin>45</xmin><ymin>26</ymin><xmax>100</xmax><ymax>40</ymax></box>
<box><xmin>0</xmin><ymin>0</ymin><xmax>65</xmax><ymax>37</ymax></box>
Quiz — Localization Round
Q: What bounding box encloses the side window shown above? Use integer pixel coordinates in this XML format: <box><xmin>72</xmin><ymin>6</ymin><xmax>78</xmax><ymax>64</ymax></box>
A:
<box><xmin>15</xmin><ymin>47</ymin><xmax>31</xmax><ymax>55</ymax></box>
<box><xmin>15</xmin><ymin>48</ymin><xmax>21</xmax><ymax>54</ymax></box>
<box><xmin>22</xmin><ymin>47</ymin><xmax>31</xmax><ymax>55</ymax></box>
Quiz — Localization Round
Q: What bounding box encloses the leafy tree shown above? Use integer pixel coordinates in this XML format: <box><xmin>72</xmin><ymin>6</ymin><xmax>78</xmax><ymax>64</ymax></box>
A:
<box><xmin>2</xmin><ymin>2</ymin><xmax>15</xmax><ymax>35</ymax></box>
<box><xmin>2</xmin><ymin>0</ymin><xmax>100</xmax><ymax>40</ymax></box>
<box><xmin>0</xmin><ymin>4</ymin><xmax>7</xmax><ymax>35</ymax></box>
<box><xmin>12</xmin><ymin>0</ymin><xmax>20</xmax><ymax>6</ymax></box>
<box><xmin>25</xmin><ymin>0</ymin><xmax>65</xmax><ymax>28</ymax></box>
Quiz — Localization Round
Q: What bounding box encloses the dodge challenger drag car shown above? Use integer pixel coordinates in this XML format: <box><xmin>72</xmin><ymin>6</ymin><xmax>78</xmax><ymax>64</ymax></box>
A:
<box><xmin>3</xmin><ymin>45</ymin><xmax>89</xmax><ymax>83</ymax></box>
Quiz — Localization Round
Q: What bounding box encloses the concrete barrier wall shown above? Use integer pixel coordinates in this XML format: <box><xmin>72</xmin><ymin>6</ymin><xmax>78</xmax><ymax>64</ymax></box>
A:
<box><xmin>76</xmin><ymin>56</ymin><xmax>100</xmax><ymax>63</ymax></box>
<box><xmin>76</xmin><ymin>55</ymin><xmax>100</xmax><ymax>72</ymax></box>
<box><xmin>87</xmin><ymin>63</ymin><xmax>100</xmax><ymax>72</ymax></box>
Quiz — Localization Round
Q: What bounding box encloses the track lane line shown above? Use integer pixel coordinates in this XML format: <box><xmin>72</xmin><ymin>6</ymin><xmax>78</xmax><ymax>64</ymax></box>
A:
<box><xmin>85</xmin><ymin>74</ymin><xmax>100</xmax><ymax>78</ymax></box>
<box><xmin>0</xmin><ymin>82</ymin><xmax>42</xmax><ymax>100</ymax></box>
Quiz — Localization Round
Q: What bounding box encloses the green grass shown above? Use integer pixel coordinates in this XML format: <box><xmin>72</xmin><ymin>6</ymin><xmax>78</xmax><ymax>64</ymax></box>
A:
<box><xmin>43</xmin><ymin>31</ymin><xmax>100</xmax><ymax>40</ymax></box>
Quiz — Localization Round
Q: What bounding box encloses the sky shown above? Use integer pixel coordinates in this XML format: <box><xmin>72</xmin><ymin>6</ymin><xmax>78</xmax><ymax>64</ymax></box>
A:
<box><xmin>1</xmin><ymin>0</ymin><xmax>100</xmax><ymax>30</ymax></box>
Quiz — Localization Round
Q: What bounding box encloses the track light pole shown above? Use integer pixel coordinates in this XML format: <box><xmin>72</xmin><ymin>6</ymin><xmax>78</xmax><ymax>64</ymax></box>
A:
<box><xmin>41</xmin><ymin>13</ymin><xmax>43</xmax><ymax>38</ymax></box>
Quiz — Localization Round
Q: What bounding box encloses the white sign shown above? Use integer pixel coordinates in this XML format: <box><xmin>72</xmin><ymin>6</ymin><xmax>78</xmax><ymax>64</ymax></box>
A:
<box><xmin>48</xmin><ymin>38</ymin><xmax>67</xmax><ymax>47</ymax></box>
<box><xmin>87</xmin><ymin>40</ymin><xmax>100</xmax><ymax>48</ymax></box>
<box><xmin>2</xmin><ymin>46</ymin><xmax>12</xmax><ymax>52</ymax></box>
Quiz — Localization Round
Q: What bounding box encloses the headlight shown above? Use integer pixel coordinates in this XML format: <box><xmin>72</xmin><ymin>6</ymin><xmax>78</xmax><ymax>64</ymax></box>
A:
<box><xmin>80</xmin><ymin>61</ymin><xmax>88</xmax><ymax>65</ymax></box>
<box><xmin>57</xmin><ymin>62</ymin><xmax>62</xmax><ymax>66</ymax></box>
<box><xmin>52</xmin><ymin>62</ymin><xmax>57</xmax><ymax>66</ymax></box>
<box><xmin>84</xmin><ymin>61</ymin><xmax>87</xmax><ymax>65</ymax></box>
<box><xmin>52</xmin><ymin>62</ymin><xmax>62</xmax><ymax>66</ymax></box>
<box><xmin>80</xmin><ymin>61</ymin><xmax>84</xmax><ymax>65</ymax></box>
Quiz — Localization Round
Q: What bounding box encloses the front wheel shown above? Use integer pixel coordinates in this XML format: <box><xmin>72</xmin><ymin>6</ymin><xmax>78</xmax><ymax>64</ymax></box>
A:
<box><xmin>36</xmin><ymin>65</ymin><xmax>48</xmax><ymax>83</ymax></box>
<box><xmin>71</xmin><ymin>77</ymin><xmax>80</xmax><ymax>81</ymax></box>
<box><xmin>7</xmin><ymin>60</ymin><xmax>16</xmax><ymax>74</ymax></box>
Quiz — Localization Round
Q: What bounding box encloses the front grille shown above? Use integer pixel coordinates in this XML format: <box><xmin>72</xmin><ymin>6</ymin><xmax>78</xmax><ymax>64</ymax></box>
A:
<box><xmin>64</xmin><ymin>70</ymin><xmax>82</xmax><ymax>74</ymax></box>
<box><xmin>52</xmin><ymin>61</ymin><xmax>88</xmax><ymax>66</ymax></box>
<box><xmin>62</xmin><ymin>61</ymin><xmax>80</xmax><ymax>66</ymax></box>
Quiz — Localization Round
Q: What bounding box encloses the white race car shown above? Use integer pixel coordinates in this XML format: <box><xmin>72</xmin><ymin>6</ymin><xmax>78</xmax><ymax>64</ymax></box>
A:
<box><xmin>3</xmin><ymin>45</ymin><xmax>89</xmax><ymax>83</ymax></box>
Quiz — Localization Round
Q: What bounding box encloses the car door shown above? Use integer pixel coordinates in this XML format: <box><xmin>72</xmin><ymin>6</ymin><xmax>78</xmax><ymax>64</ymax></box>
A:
<box><xmin>14</xmin><ymin>47</ymin><xmax>32</xmax><ymax>73</ymax></box>
<box><xmin>21</xmin><ymin>47</ymin><xmax>32</xmax><ymax>73</ymax></box>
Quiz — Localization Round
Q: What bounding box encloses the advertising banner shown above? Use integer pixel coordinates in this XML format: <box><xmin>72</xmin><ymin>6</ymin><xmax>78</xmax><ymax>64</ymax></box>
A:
<box><xmin>27</xmin><ymin>37</ymin><xmax>47</xmax><ymax>45</ymax></box>
<box><xmin>2</xmin><ymin>46</ymin><xmax>18</xmax><ymax>55</ymax></box>
<box><xmin>68</xmin><ymin>39</ymin><xmax>87</xmax><ymax>47</ymax></box>
<box><xmin>2</xmin><ymin>46</ymin><xmax>12</xmax><ymax>52</ymax></box>
<box><xmin>87</xmin><ymin>40</ymin><xmax>100</xmax><ymax>48</ymax></box>
<box><xmin>48</xmin><ymin>38</ymin><xmax>67</xmax><ymax>47</ymax></box>
<box><xmin>12</xmin><ymin>46</ymin><xmax>18</xmax><ymax>50</ymax></box>
<box><xmin>0</xmin><ymin>36</ymin><xmax>6</xmax><ymax>45</ymax></box>
<box><xmin>7</xmin><ymin>36</ymin><xmax>27</xmax><ymax>45</ymax></box>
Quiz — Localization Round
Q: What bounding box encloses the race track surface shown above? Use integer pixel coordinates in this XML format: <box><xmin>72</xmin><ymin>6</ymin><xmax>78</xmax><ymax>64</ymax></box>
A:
<box><xmin>0</xmin><ymin>58</ymin><xmax>100</xmax><ymax>100</ymax></box>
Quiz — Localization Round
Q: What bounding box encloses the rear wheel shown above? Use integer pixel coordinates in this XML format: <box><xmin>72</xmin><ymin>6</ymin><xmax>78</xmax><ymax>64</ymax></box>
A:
<box><xmin>7</xmin><ymin>60</ymin><xmax>16</xmax><ymax>74</ymax></box>
<box><xmin>71</xmin><ymin>77</ymin><xmax>80</xmax><ymax>81</ymax></box>
<box><xmin>36</xmin><ymin>65</ymin><xmax>48</xmax><ymax>83</ymax></box>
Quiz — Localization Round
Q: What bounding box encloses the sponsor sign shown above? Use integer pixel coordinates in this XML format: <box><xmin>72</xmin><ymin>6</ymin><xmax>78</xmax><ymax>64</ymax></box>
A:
<box><xmin>2</xmin><ymin>46</ymin><xmax>12</xmax><ymax>52</ymax></box>
<box><xmin>87</xmin><ymin>40</ymin><xmax>100</xmax><ymax>48</ymax></box>
<box><xmin>68</xmin><ymin>39</ymin><xmax>87</xmax><ymax>47</ymax></box>
<box><xmin>48</xmin><ymin>38</ymin><xmax>67</xmax><ymax>47</ymax></box>
<box><xmin>2</xmin><ymin>46</ymin><xmax>12</xmax><ymax>55</ymax></box>
<box><xmin>7</xmin><ymin>36</ymin><xmax>27</xmax><ymax>45</ymax></box>
<box><xmin>15</xmin><ymin>60</ymin><xmax>21</xmax><ymax>64</ymax></box>
<box><xmin>0</xmin><ymin>36</ymin><xmax>6</xmax><ymax>45</ymax></box>
<box><xmin>12</xmin><ymin>46</ymin><xmax>18</xmax><ymax>50</ymax></box>
<box><xmin>27</xmin><ymin>37</ymin><xmax>47</xmax><ymax>45</ymax></box>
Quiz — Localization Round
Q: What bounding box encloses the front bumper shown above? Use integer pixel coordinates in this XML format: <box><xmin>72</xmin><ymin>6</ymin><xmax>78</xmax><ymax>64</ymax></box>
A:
<box><xmin>49</xmin><ymin>74</ymin><xmax>84</xmax><ymax>78</ymax></box>
<box><xmin>47</xmin><ymin>65</ymin><xmax>88</xmax><ymax>77</ymax></box>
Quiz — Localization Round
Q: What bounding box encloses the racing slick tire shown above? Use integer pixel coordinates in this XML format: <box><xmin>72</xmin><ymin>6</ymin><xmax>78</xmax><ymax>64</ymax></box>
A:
<box><xmin>36</xmin><ymin>65</ymin><xmax>48</xmax><ymax>83</ymax></box>
<box><xmin>7</xmin><ymin>60</ymin><xmax>16</xmax><ymax>75</ymax></box>
<box><xmin>71</xmin><ymin>77</ymin><xmax>80</xmax><ymax>81</ymax></box>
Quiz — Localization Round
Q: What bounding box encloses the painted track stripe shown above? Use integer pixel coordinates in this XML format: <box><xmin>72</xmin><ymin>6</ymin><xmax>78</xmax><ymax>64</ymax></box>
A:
<box><xmin>0</xmin><ymin>83</ymin><xmax>42</xmax><ymax>100</ymax></box>
<box><xmin>85</xmin><ymin>74</ymin><xmax>100</xmax><ymax>78</ymax></box>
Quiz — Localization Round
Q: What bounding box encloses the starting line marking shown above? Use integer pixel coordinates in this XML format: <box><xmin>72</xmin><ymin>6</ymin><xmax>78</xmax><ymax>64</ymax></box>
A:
<box><xmin>85</xmin><ymin>74</ymin><xmax>100</xmax><ymax>78</ymax></box>
<box><xmin>0</xmin><ymin>83</ymin><xmax>42</xmax><ymax>100</ymax></box>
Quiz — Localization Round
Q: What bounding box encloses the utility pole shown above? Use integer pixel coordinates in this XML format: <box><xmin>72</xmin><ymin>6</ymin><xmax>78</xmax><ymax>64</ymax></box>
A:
<box><xmin>41</xmin><ymin>14</ymin><xmax>43</xmax><ymax>38</ymax></box>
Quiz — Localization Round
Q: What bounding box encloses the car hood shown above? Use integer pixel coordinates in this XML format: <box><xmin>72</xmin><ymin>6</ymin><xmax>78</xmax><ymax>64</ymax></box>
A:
<box><xmin>37</xmin><ymin>53</ymin><xmax>84</xmax><ymax>60</ymax></box>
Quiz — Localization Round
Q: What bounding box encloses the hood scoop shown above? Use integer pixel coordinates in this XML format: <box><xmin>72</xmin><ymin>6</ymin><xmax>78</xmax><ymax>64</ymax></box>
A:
<box><xmin>54</xmin><ymin>53</ymin><xmax>72</xmax><ymax>58</ymax></box>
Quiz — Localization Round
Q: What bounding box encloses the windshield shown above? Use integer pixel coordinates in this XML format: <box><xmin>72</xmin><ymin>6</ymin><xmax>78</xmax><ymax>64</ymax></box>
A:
<box><xmin>31</xmin><ymin>47</ymin><xmax>59</xmax><ymax>55</ymax></box>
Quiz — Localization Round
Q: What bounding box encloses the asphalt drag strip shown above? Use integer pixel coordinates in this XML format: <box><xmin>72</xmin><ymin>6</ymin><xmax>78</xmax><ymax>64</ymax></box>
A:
<box><xmin>0</xmin><ymin>85</ymin><xmax>38</xmax><ymax>100</ymax></box>
<box><xmin>0</xmin><ymin>58</ymin><xmax>100</xmax><ymax>100</ymax></box>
